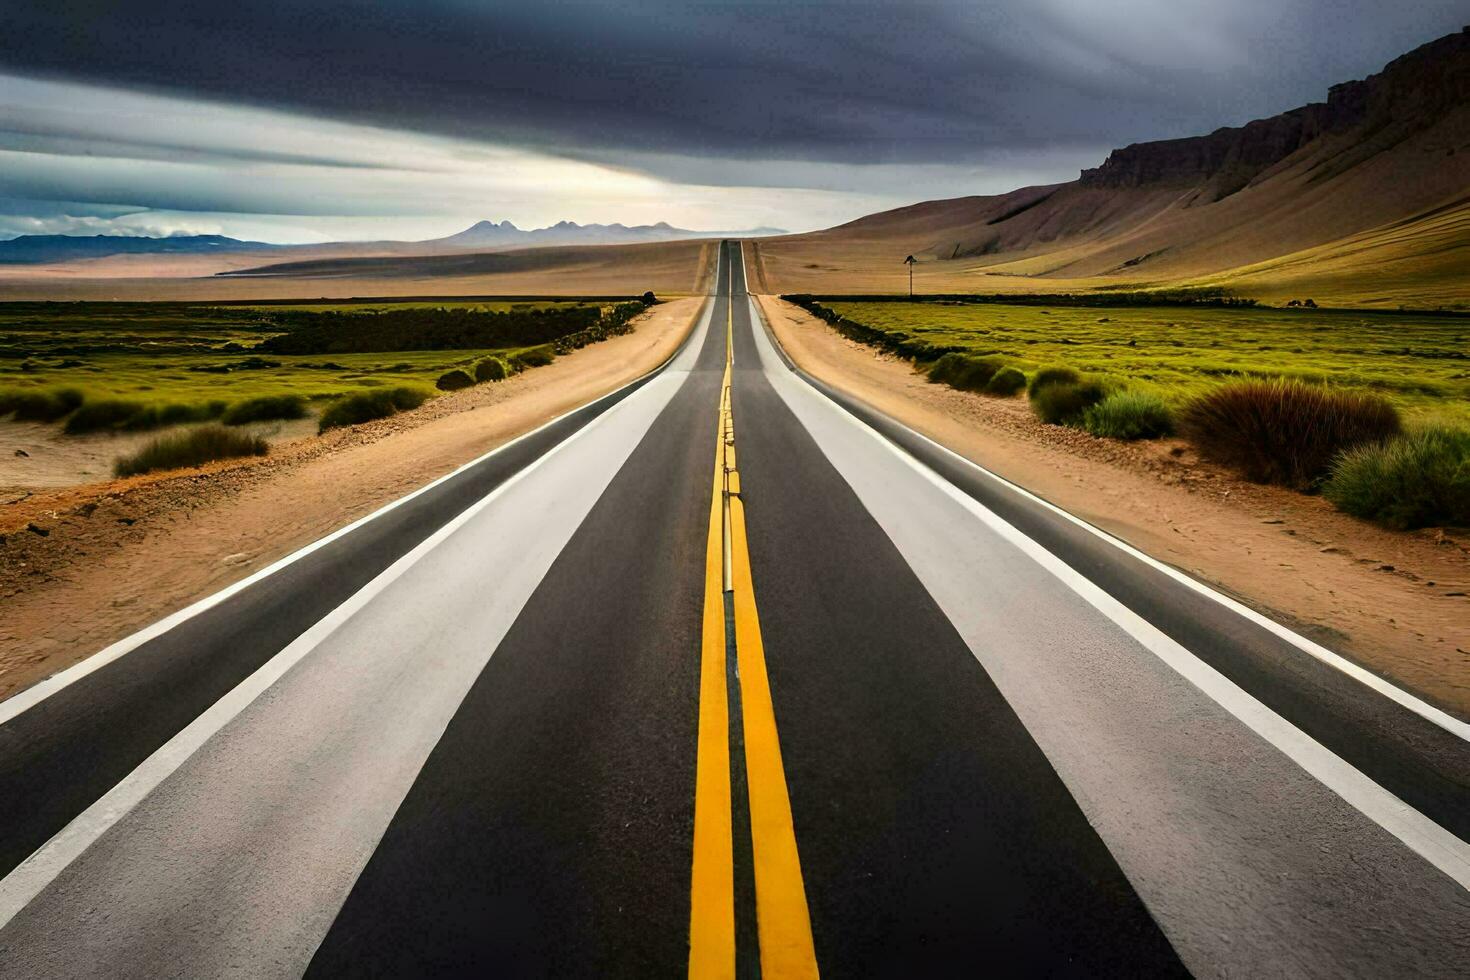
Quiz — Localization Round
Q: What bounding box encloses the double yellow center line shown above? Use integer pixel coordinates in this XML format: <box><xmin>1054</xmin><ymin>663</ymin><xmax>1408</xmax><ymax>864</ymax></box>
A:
<box><xmin>689</xmin><ymin>290</ymin><xmax>819</xmax><ymax>979</ymax></box>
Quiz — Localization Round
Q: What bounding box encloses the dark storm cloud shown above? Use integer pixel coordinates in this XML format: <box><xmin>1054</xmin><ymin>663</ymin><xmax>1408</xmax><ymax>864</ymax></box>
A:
<box><xmin>1</xmin><ymin>0</ymin><xmax>1465</xmax><ymax>180</ymax></box>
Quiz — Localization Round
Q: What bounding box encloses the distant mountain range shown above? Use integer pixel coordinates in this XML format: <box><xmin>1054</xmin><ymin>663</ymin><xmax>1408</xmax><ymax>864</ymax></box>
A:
<box><xmin>434</xmin><ymin>219</ymin><xmax>786</xmax><ymax>248</ymax></box>
<box><xmin>0</xmin><ymin>220</ymin><xmax>787</xmax><ymax>265</ymax></box>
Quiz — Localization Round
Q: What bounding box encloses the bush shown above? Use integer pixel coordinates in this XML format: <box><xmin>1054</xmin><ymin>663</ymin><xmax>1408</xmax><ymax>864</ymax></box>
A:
<box><xmin>1027</xmin><ymin>365</ymin><xmax>1080</xmax><ymax>399</ymax></box>
<box><xmin>1032</xmin><ymin>380</ymin><xmax>1107</xmax><ymax>425</ymax></box>
<box><xmin>985</xmin><ymin>366</ymin><xmax>1027</xmax><ymax>396</ymax></box>
<box><xmin>221</xmin><ymin>395</ymin><xmax>308</xmax><ymax>425</ymax></box>
<box><xmin>1081</xmin><ymin>390</ymin><xmax>1175</xmax><ymax>440</ymax></box>
<box><xmin>0</xmin><ymin>388</ymin><xmax>85</xmax><ymax>422</ymax></box>
<box><xmin>318</xmin><ymin>387</ymin><xmax>428</xmax><ymax>432</ymax></box>
<box><xmin>119</xmin><ymin>402</ymin><xmax>225</xmax><ymax>431</ymax></box>
<box><xmin>928</xmin><ymin>353</ymin><xmax>1004</xmax><ymax>392</ymax></box>
<box><xmin>474</xmin><ymin>356</ymin><xmax>511</xmax><ymax>382</ymax></box>
<box><xmin>510</xmin><ymin>345</ymin><xmax>556</xmax><ymax>370</ymax></box>
<box><xmin>1323</xmin><ymin>426</ymin><xmax>1470</xmax><ymax>529</ymax></box>
<box><xmin>114</xmin><ymin>425</ymin><xmax>268</xmax><ymax>477</ymax></box>
<box><xmin>63</xmin><ymin>399</ymin><xmax>147</xmax><ymax>434</ymax></box>
<box><xmin>1180</xmin><ymin>380</ymin><xmax>1401</xmax><ymax>489</ymax></box>
<box><xmin>436</xmin><ymin>369</ymin><xmax>475</xmax><ymax>391</ymax></box>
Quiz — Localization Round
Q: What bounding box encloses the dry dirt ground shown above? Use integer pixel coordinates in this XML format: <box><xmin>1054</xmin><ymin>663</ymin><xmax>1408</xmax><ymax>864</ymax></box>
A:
<box><xmin>0</xmin><ymin>296</ymin><xmax>705</xmax><ymax>702</ymax></box>
<box><xmin>757</xmin><ymin>295</ymin><xmax>1470</xmax><ymax>718</ymax></box>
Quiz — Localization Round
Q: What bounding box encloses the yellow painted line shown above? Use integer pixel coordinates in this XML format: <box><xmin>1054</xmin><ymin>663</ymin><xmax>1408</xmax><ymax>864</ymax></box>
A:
<box><xmin>690</xmin><ymin>283</ymin><xmax>737</xmax><ymax>978</ymax></box>
<box><xmin>728</xmin><ymin>476</ymin><xmax>820</xmax><ymax>980</ymax></box>
<box><xmin>691</xmin><ymin>266</ymin><xmax>818</xmax><ymax>979</ymax></box>
<box><xmin>688</xmin><ymin>343</ymin><xmax>736</xmax><ymax>976</ymax></box>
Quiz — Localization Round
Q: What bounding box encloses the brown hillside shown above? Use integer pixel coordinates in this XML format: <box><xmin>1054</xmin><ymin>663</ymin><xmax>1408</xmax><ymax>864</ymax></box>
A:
<box><xmin>756</xmin><ymin>27</ymin><xmax>1470</xmax><ymax>307</ymax></box>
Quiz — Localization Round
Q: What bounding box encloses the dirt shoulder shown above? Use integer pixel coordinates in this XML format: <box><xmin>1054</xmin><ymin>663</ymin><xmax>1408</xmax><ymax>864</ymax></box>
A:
<box><xmin>0</xmin><ymin>296</ymin><xmax>705</xmax><ymax>702</ymax></box>
<box><xmin>756</xmin><ymin>295</ymin><xmax>1470</xmax><ymax>718</ymax></box>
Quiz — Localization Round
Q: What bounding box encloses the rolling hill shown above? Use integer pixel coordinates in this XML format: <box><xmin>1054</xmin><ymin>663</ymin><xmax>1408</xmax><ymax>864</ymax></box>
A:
<box><xmin>751</xmin><ymin>27</ymin><xmax>1470</xmax><ymax>308</ymax></box>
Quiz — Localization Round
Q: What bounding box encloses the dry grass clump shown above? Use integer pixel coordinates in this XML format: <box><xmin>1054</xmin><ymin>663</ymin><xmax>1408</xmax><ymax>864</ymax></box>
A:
<box><xmin>220</xmin><ymin>395</ymin><xmax>308</xmax><ymax>425</ymax></box>
<box><xmin>1081</xmin><ymin>390</ymin><xmax>1175</xmax><ymax>440</ymax></box>
<box><xmin>114</xmin><ymin>425</ymin><xmax>268</xmax><ymax>477</ymax></box>
<box><xmin>317</xmin><ymin>387</ymin><xmax>428</xmax><ymax>432</ymax></box>
<box><xmin>1181</xmin><ymin>380</ymin><xmax>1400</xmax><ymax>489</ymax></box>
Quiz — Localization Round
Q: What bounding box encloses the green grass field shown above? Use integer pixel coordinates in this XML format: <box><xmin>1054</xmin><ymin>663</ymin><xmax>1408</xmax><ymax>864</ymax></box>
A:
<box><xmin>823</xmin><ymin>301</ymin><xmax>1470</xmax><ymax>425</ymax></box>
<box><xmin>0</xmin><ymin>300</ymin><xmax>589</xmax><ymax>410</ymax></box>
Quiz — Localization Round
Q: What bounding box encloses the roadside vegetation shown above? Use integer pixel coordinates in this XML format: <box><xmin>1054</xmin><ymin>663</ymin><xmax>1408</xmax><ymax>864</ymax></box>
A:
<box><xmin>113</xmin><ymin>425</ymin><xmax>269</xmax><ymax>477</ymax></box>
<box><xmin>791</xmin><ymin>297</ymin><xmax>1470</xmax><ymax>529</ymax></box>
<box><xmin>317</xmin><ymin>387</ymin><xmax>429</xmax><ymax>432</ymax></box>
<box><xmin>0</xmin><ymin>294</ymin><xmax>655</xmax><ymax>433</ymax></box>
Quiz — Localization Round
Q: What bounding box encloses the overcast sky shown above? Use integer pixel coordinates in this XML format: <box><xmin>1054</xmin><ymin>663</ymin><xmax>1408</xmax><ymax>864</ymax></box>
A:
<box><xmin>0</xmin><ymin>1</ymin><xmax>1463</xmax><ymax>242</ymax></box>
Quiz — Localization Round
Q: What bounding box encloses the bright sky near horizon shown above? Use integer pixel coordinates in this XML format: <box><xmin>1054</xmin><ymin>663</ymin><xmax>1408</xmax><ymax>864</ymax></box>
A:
<box><xmin>0</xmin><ymin>1</ymin><xmax>1464</xmax><ymax>243</ymax></box>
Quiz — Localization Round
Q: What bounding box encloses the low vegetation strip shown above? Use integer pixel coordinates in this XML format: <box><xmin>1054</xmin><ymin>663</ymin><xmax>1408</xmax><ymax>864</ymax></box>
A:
<box><xmin>793</xmin><ymin>298</ymin><xmax>1470</xmax><ymax>424</ymax></box>
<box><xmin>0</xmin><ymin>295</ymin><xmax>660</xmax><ymax>441</ymax></box>
<box><xmin>792</xmin><ymin>297</ymin><xmax>1470</xmax><ymax>529</ymax></box>
<box><xmin>253</xmin><ymin>299</ymin><xmax>650</xmax><ymax>355</ymax></box>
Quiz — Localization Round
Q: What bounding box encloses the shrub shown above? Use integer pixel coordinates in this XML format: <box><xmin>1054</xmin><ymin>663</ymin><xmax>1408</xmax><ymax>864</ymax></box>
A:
<box><xmin>1180</xmin><ymin>380</ymin><xmax>1401</xmax><ymax>489</ymax></box>
<box><xmin>474</xmin><ymin>356</ymin><xmax>511</xmax><ymax>382</ymax></box>
<box><xmin>1081</xmin><ymin>390</ymin><xmax>1175</xmax><ymax>440</ymax></box>
<box><xmin>436</xmin><ymin>369</ymin><xmax>475</xmax><ymax>391</ymax></box>
<box><xmin>114</xmin><ymin>425</ymin><xmax>268</xmax><ymax>477</ymax></box>
<box><xmin>221</xmin><ymin>395</ymin><xmax>308</xmax><ymax>425</ymax></box>
<box><xmin>985</xmin><ymin>366</ymin><xmax>1027</xmax><ymax>396</ymax></box>
<box><xmin>1027</xmin><ymin>365</ymin><xmax>1080</xmax><ymax>399</ymax></box>
<box><xmin>63</xmin><ymin>399</ymin><xmax>146</xmax><ymax>434</ymax></box>
<box><xmin>119</xmin><ymin>402</ymin><xmax>225</xmax><ymax>431</ymax></box>
<box><xmin>510</xmin><ymin>345</ymin><xmax>556</xmax><ymax>370</ymax></box>
<box><xmin>0</xmin><ymin>388</ymin><xmax>85</xmax><ymax>422</ymax></box>
<box><xmin>928</xmin><ymin>353</ymin><xmax>1004</xmax><ymax>392</ymax></box>
<box><xmin>1323</xmin><ymin>426</ymin><xmax>1470</xmax><ymax>529</ymax></box>
<box><xmin>318</xmin><ymin>386</ymin><xmax>428</xmax><ymax>432</ymax></box>
<box><xmin>1032</xmin><ymin>380</ymin><xmax>1107</xmax><ymax>425</ymax></box>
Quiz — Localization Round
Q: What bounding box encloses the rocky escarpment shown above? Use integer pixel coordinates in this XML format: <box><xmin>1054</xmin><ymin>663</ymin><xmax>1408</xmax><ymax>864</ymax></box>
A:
<box><xmin>1080</xmin><ymin>26</ymin><xmax>1470</xmax><ymax>196</ymax></box>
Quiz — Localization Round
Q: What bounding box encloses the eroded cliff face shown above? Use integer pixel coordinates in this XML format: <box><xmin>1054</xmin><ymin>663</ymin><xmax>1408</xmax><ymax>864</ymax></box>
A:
<box><xmin>1078</xmin><ymin>27</ymin><xmax>1469</xmax><ymax>195</ymax></box>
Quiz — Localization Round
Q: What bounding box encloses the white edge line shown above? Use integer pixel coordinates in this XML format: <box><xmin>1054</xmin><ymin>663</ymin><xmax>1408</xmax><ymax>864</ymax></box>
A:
<box><xmin>743</xmin><ymin>288</ymin><xmax>1470</xmax><ymax>892</ymax></box>
<box><xmin>740</xmin><ymin>275</ymin><xmax>1468</xmax><ymax>744</ymax></box>
<box><xmin>0</xmin><ymin>293</ymin><xmax>714</xmax><ymax>728</ymax></box>
<box><xmin>0</xmin><ymin>337</ymin><xmax>692</xmax><ymax>928</ymax></box>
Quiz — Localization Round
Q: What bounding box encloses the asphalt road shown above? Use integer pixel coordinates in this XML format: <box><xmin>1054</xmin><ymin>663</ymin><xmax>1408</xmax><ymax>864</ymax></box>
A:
<box><xmin>0</xmin><ymin>241</ymin><xmax>1466</xmax><ymax>977</ymax></box>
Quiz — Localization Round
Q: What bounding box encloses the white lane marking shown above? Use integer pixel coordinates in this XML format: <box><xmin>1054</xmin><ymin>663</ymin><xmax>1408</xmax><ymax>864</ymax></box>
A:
<box><xmin>743</xmin><ymin>290</ymin><xmax>1470</xmax><ymax>892</ymax></box>
<box><xmin>738</xmin><ymin>275</ymin><xmax>1467</xmax><ymax>744</ymax></box>
<box><xmin>0</xmin><ymin>302</ymin><xmax>716</xmax><ymax>930</ymax></box>
<box><xmin>0</xmin><ymin>297</ymin><xmax>712</xmax><ymax>727</ymax></box>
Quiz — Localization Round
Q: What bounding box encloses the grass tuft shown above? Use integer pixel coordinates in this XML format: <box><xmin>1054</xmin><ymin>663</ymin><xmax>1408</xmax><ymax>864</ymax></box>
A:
<box><xmin>1323</xmin><ymin>426</ymin><xmax>1470</xmax><ymax>529</ymax></box>
<box><xmin>0</xmin><ymin>387</ymin><xmax>86</xmax><ymax>422</ymax></box>
<box><xmin>1032</xmin><ymin>379</ymin><xmax>1107</xmax><ymax>425</ymax></box>
<box><xmin>984</xmin><ymin>366</ymin><xmax>1027</xmax><ymax>397</ymax></box>
<box><xmin>1081</xmin><ymin>390</ymin><xmax>1176</xmax><ymax>440</ymax></box>
<box><xmin>510</xmin><ymin>345</ymin><xmax>556</xmax><ymax>371</ymax></box>
<box><xmin>63</xmin><ymin>399</ymin><xmax>147</xmax><ymax>434</ymax></box>
<box><xmin>474</xmin><ymin>356</ymin><xmax>511</xmax><ymax>382</ymax></box>
<box><xmin>928</xmin><ymin>353</ymin><xmax>1003</xmax><ymax>392</ymax></box>
<box><xmin>220</xmin><ymin>395</ymin><xmax>308</xmax><ymax>426</ymax></box>
<box><xmin>1027</xmin><ymin>365</ymin><xmax>1081</xmax><ymax>398</ymax></box>
<box><xmin>1180</xmin><ymin>380</ymin><xmax>1400</xmax><ymax>489</ymax></box>
<box><xmin>317</xmin><ymin>387</ymin><xmax>428</xmax><ymax>432</ymax></box>
<box><xmin>436</xmin><ymin>369</ymin><xmax>475</xmax><ymax>391</ymax></box>
<box><xmin>114</xmin><ymin>425</ymin><xmax>268</xmax><ymax>477</ymax></box>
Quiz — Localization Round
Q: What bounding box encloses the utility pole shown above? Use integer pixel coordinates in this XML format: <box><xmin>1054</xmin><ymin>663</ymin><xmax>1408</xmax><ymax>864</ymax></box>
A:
<box><xmin>904</xmin><ymin>255</ymin><xmax>916</xmax><ymax>298</ymax></box>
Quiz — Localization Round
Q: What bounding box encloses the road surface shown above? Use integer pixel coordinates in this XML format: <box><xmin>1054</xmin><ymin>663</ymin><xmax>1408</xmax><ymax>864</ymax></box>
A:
<box><xmin>0</xmin><ymin>242</ymin><xmax>1466</xmax><ymax>977</ymax></box>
